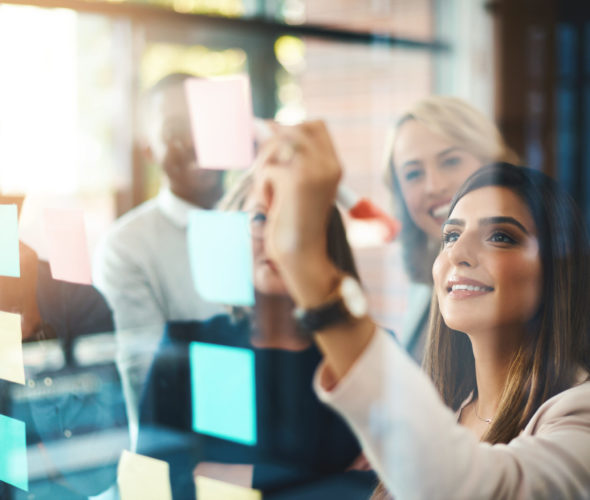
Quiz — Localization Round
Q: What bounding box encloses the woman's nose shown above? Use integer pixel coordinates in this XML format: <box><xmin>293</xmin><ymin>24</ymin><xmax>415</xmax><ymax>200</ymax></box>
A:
<box><xmin>424</xmin><ymin>167</ymin><xmax>448</xmax><ymax>197</ymax></box>
<box><xmin>448</xmin><ymin>233</ymin><xmax>478</xmax><ymax>268</ymax></box>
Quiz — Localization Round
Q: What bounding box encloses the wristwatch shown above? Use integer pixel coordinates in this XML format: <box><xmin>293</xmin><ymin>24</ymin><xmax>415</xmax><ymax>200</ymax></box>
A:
<box><xmin>293</xmin><ymin>275</ymin><xmax>368</xmax><ymax>334</ymax></box>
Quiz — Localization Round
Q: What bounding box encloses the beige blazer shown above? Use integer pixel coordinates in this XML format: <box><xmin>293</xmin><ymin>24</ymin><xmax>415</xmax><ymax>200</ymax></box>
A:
<box><xmin>315</xmin><ymin>327</ymin><xmax>590</xmax><ymax>500</ymax></box>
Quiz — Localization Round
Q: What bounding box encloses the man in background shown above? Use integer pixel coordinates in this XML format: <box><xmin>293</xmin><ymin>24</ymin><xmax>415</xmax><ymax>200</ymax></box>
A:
<box><xmin>93</xmin><ymin>73</ymin><xmax>224</xmax><ymax>447</ymax></box>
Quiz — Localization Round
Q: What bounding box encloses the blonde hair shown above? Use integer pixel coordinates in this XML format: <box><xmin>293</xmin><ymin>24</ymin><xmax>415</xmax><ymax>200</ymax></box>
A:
<box><xmin>384</xmin><ymin>95</ymin><xmax>520</xmax><ymax>283</ymax></box>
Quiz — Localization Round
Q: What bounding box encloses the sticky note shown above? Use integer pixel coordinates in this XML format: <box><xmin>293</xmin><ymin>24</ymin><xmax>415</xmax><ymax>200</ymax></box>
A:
<box><xmin>187</xmin><ymin>210</ymin><xmax>254</xmax><ymax>306</ymax></box>
<box><xmin>195</xmin><ymin>476</ymin><xmax>262</xmax><ymax>500</ymax></box>
<box><xmin>185</xmin><ymin>75</ymin><xmax>255</xmax><ymax>170</ymax></box>
<box><xmin>44</xmin><ymin>208</ymin><xmax>92</xmax><ymax>285</ymax></box>
<box><xmin>0</xmin><ymin>414</ymin><xmax>28</xmax><ymax>491</ymax></box>
<box><xmin>190</xmin><ymin>342</ymin><xmax>256</xmax><ymax>445</ymax></box>
<box><xmin>0</xmin><ymin>205</ymin><xmax>20</xmax><ymax>278</ymax></box>
<box><xmin>0</xmin><ymin>311</ymin><xmax>25</xmax><ymax>385</ymax></box>
<box><xmin>117</xmin><ymin>450</ymin><xmax>172</xmax><ymax>500</ymax></box>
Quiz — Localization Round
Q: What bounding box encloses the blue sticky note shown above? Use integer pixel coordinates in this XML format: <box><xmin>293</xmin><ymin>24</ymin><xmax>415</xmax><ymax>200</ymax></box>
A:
<box><xmin>187</xmin><ymin>210</ymin><xmax>254</xmax><ymax>306</ymax></box>
<box><xmin>0</xmin><ymin>205</ymin><xmax>20</xmax><ymax>277</ymax></box>
<box><xmin>0</xmin><ymin>414</ymin><xmax>28</xmax><ymax>491</ymax></box>
<box><xmin>190</xmin><ymin>342</ymin><xmax>256</xmax><ymax>446</ymax></box>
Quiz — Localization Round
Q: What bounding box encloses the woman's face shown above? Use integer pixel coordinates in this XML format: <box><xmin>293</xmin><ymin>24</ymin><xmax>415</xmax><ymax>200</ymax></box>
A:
<box><xmin>392</xmin><ymin>120</ymin><xmax>483</xmax><ymax>239</ymax></box>
<box><xmin>432</xmin><ymin>186</ymin><xmax>542</xmax><ymax>337</ymax></box>
<box><xmin>243</xmin><ymin>185</ymin><xmax>289</xmax><ymax>297</ymax></box>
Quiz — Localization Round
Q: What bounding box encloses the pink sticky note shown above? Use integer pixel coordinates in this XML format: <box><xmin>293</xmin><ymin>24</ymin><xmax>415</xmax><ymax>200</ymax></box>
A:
<box><xmin>44</xmin><ymin>208</ymin><xmax>92</xmax><ymax>285</ymax></box>
<box><xmin>185</xmin><ymin>75</ymin><xmax>255</xmax><ymax>170</ymax></box>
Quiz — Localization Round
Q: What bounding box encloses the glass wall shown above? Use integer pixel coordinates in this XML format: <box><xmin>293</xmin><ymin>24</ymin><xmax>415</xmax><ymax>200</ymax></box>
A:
<box><xmin>0</xmin><ymin>1</ymin><xmax>506</xmax><ymax>498</ymax></box>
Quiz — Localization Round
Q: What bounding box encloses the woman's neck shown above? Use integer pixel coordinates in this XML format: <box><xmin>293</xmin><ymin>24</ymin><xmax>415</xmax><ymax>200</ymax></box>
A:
<box><xmin>469</xmin><ymin>329</ymin><xmax>521</xmax><ymax>419</ymax></box>
<box><xmin>250</xmin><ymin>293</ymin><xmax>310</xmax><ymax>351</ymax></box>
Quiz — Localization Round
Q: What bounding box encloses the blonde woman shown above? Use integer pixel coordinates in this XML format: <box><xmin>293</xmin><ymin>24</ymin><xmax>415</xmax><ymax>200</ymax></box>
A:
<box><xmin>384</xmin><ymin>96</ymin><xmax>519</xmax><ymax>359</ymax></box>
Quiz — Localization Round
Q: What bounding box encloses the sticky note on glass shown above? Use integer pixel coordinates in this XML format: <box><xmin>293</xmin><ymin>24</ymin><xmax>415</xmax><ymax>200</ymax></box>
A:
<box><xmin>0</xmin><ymin>205</ymin><xmax>20</xmax><ymax>278</ymax></box>
<box><xmin>0</xmin><ymin>414</ymin><xmax>28</xmax><ymax>491</ymax></box>
<box><xmin>0</xmin><ymin>312</ymin><xmax>25</xmax><ymax>385</ymax></box>
<box><xmin>187</xmin><ymin>210</ymin><xmax>254</xmax><ymax>306</ymax></box>
<box><xmin>185</xmin><ymin>75</ymin><xmax>254</xmax><ymax>170</ymax></box>
<box><xmin>195</xmin><ymin>476</ymin><xmax>262</xmax><ymax>500</ymax></box>
<box><xmin>190</xmin><ymin>342</ymin><xmax>256</xmax><ymax>445</ymax></box>
<box><xmin>44</xmin><ymin>208</ymin><xmax>92</xmax><ymax>285</ymax></box>
<box><xmin>117</xmin><ymin>450</ymin><xmax>172</xmax><ymax>500</ymax></box>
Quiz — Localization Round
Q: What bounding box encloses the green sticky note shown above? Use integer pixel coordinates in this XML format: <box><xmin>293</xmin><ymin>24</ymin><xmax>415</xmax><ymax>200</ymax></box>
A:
<box><xmin>190</xmin><ymin>342</ymin><xmax>256</xmax><ymax>446</ymax></box>
<box><xmin>0</xmin><ymin>414</ymin><xmax>28</xmax><ymax>491</ymax></box>
<box><xmin>187</xmin><ymin>210</ymin><xmax>254</xmax><ymax>306</ymax></box>
<box><xmin>0</xmin><ymin>205</ymin><xmax>20</xmax><ymax>277</ymax></box>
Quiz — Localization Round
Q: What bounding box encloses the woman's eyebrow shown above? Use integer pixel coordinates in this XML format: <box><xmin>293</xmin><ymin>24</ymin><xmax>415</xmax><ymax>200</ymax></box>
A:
<box><xmin>478</xmin><ymin>216</ymin><xmax>529</xmax><ymax>234</ymax></box>
<box><xmin>436</xmin><ymin>147</ymin><xmax>461</xmax><ymax>158</ymax></box>
<box><xmin>401</xmin><ymin>159</ymin><xmax>421</xmax><ymax>170</ymax></box>
<box><xmin>442</xmin><ymin>218</ymin><xmax>464</xmax><ymax>228</ymax></box>
<box><xmin>442</xmin><ymin>216</ymin><xmax>529</xmax><ymax>235</ymax></box>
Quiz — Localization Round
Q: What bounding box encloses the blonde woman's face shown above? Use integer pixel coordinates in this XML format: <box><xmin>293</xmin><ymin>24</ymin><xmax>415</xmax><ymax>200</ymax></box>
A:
<box><xmin>392</xmin><ymin>120</ymin><xmax>483</xmax><ymax>239</ymax></box>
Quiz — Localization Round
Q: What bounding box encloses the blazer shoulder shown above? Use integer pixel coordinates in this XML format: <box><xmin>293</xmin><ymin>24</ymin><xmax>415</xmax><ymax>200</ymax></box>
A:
<box><xmin>528</xmin><ymin>379</ymin><xmax>590</xmax><ymax>433</ymax></box>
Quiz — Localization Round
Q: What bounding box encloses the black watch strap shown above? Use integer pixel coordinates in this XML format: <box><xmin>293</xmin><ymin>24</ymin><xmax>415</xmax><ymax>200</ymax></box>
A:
<box><xmin>293</xmin><ymin>299</ymin><xmax>348</xmax><ymax>334</ymax></box>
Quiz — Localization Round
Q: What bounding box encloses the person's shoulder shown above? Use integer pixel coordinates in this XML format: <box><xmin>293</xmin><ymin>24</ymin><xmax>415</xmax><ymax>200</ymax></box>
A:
<box><xmin>108</xmin><ymin>197</ymin><xmax>161</xmax><ymax>236</ymax></box>
<box><xmin>530</xmin><ymin>376</ymin><xmax>590</xmax><ymax>432</ymax></box>
<box><xmin>548</xmin><ymin>377</ymin><xmax>590</xmax><ymax>413</ymax></box>
<box><xmin>98</xmin><ymin>197</ymin><xmax>167</xmax><ymax>257</ymax></box>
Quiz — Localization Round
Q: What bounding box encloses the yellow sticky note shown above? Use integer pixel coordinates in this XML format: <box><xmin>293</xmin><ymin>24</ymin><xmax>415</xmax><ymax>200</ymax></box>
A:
<box><xmin>0</xmin><ymin>311</ymin><xmax>25</xmax><ymax>385</ymax></box>
<box><xmin>195</xmin><ymin>475</ymin><xmax>262</xmax><ymax>500</ymax></box>
<box><xmin>117</xmin><ymin>450</ymin><xmax>172</xmax><ymax>500</ymax></box>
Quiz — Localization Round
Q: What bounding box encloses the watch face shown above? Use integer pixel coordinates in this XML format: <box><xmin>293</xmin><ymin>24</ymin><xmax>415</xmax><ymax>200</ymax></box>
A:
<box><xmin>340</xmin><ymin>276</ymin><xmax>368</xmax><ymax>318</ymax></box>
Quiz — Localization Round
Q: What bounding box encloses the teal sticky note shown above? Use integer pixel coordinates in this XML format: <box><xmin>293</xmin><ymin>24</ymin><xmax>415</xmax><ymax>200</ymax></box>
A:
<box><xmin>0</xmin><ymin>414</ymin><xmax>28</xmax><ymax>491</ymax></box>
<box><xmin>187</xmin><ymin>210</ymin><xmax>254</xmax><ymax>306</ymax></box>
<box><xmin>0</xmin><ymin>205</ymin><xmax>20</xmax><ymax>277</ymax></box>
<box><xmin>190</xmin><ymin>342</ymin><xmax>256</xmax><ymax>446</ymax></box>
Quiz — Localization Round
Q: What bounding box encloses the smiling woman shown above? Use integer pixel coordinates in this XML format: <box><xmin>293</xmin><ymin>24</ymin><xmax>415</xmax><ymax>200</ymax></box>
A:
<box><xmin>385</xmin><ymin>97</ymin><xmax>520</xmax><ymax>284</ymax></box>
<box><xmin>255</xmin><ymin>117</ymin><xmax>590</xmax><ymax>499</ymax></box>
<box><xmin>382</xmin><ymin>96</ymin><xmax>520</xmax><ymax>361</ymax></box>
<box><xmin>434</xmin><ymin>188</ymin><xmax>542</xmax><ymax>345</ymax></box>
<box><xmin>424</xmin><ymin>163</ymin><xmax>590</xmax><ymax>446</ymax></box>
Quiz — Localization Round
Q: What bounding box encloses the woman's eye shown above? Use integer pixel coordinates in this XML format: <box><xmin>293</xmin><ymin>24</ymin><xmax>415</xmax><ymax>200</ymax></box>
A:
<box><xmin>442</xmin><ymin>231</ymin><xmax>460</xmax><ymax>245</ymax></box>
<box><xmin>251</xmin><ymin>212</ymin><xmax>267</xmax><ymax>224</ymax></box>
<box><xmin>405</xmin><ymin>169</ymin><xmax>423</xmax><ymax>182</ymax></box>
<box><xmin>488</xmin><ymin>231</ymin><xmax>516</xmax><ymax>245</ymax></box>
<box><xmin>441</xmin><ymin>156</ymin><xmax>462</xmax><ymax>168</ymax></box>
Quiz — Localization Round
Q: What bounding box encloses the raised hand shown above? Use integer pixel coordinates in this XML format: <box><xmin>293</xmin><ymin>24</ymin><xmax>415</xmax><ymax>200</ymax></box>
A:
<box><xmin>255</xmin><ymin>121</ymin><xmax>343</xmax><ymax>307</ymax></box>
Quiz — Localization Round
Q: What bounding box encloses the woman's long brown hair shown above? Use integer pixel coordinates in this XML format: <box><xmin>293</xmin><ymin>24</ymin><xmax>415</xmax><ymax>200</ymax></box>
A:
<box><xmin>424</xmin><ymin>163</ymin><xmax>590</xmax><ymax>444</ymax></box>
<box><xmin>374</xmin><ymin>163</ymin><xmax>590</xmax><ymax>498</ymax></box>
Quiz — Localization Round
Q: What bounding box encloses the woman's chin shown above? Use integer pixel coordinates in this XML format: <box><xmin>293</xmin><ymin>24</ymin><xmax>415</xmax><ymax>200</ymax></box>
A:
<box><xmin>254</xmin><ymin>283</ymin><xmax>290</xmax><ymax>298</ymax></box>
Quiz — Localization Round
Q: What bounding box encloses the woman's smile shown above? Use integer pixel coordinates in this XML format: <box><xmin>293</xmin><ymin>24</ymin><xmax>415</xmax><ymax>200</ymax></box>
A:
<box><xmin>446</xmin><ymin>276</ymin><xmax>494</xmax><ymax>298</ymax></box>
<box><xmin>429</xmin><ymin>199</ymin><xmax>453</xmax><ymax>225</ymax></box>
